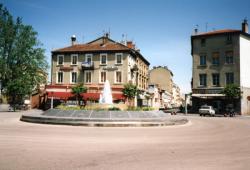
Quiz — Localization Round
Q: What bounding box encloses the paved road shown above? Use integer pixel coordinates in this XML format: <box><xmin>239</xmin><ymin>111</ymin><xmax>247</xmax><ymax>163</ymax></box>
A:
<box><xmin>1</xmin><ymin>111</ymin><xmax>250</xmax><ymax>170</ymax></box>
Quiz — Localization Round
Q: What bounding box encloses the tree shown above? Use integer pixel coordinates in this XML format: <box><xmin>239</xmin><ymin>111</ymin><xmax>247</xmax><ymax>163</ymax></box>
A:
<box><xmin>71</xmin><ymin>84</ymin><xmax>87</xmax><ymax>106</ymax></box>
<box><xmin>221</xmin><ymin>84</ymin><xmax>241</xmax><ymax>107</ymax></box>
<box><xmin>0</xmin><ymin>4</ymin><xmax>48</xmax><ymax>110</ymax></box>
<box><xmin>122</xmin><ymin>83</ymin><xmax>137</xmax><ymax>107</ymax></box>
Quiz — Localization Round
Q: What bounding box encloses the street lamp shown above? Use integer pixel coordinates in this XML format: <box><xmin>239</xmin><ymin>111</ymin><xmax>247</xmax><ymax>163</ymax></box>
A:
<box><xmin>184</xmin><ymin>94</ymin><xmax>190</xmax><ymax>115</ymax></box>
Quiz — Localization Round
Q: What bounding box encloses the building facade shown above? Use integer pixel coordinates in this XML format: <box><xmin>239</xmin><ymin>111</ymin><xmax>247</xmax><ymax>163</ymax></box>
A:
<box><xmin>148</xmin><ymin>66</ymin><xmax>174</xmax><ymax>108</ymax></box>
<box><xmin>191</xmin><ymin>20</ymin><xmax>250</xmax><ymax>115</ymax></box>
<box><xmin>46</xmin><ymin>34</ymin><xmax>150</xmax><ymax>105</ymax></box>
<box><xmin>172</xmin><ymin>83</ymin><xmax>183</xmax><ymax>107</ymax></box>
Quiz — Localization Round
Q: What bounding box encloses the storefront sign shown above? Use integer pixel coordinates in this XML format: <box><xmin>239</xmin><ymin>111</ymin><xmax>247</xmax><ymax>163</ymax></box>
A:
<box><xmin>103</xmin><ymin>66</ymin><xmax>118</xmax><ymax>71</ymax></box>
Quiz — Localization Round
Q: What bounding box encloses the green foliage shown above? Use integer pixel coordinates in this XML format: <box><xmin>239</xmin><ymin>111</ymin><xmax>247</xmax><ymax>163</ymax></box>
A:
<box><xmin>71</xmin><ymin>83</ymin><xmax>87</xmax><ymax>106</ymax></box>
<box><xmin>56</xmin><ymin>105</ymin><xmax>82</xmax><ymax>110</ymax></box>
<box><xmin>108</xmin><ymin>107</ymin><xmax>121</xmax><ymax>111</ymax></box>
<box><xmin>122</xmin><ymin>83</ymin><xmax>137</xmax><ymax>99</ymax></box>
<box><xmin>126</xmin><ymin>106</ymin><xmax>154</xmax><ymax>111</ymax></box>
<box><xmin>221</xmin><ymin>84</ymin><xmax>241</xmax><ymax>99</ymax></box>
<box><xmin>0</xmin><ymin>4</ymin><xmax>48</xmax><ymax>107</ymax></box>
<box><xmin>122</xmin><ymin>83</ymin><xmax>137</xmax><ymax>107</ymax></box>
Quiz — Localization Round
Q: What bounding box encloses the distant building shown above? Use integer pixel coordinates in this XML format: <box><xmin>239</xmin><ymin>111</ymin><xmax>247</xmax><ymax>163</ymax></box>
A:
<box><xmin>191</xmin><ymin>20</ymin><xmax>250</xmax><ymax>114</ymax></box>
<box><xmin>149</xmin><ymin>66</ymin><xmax>173</xmax><ymax>94</ymax></box>
<box><xmin>148</xmin><ymin>84</ymin><xmax>161</xmax><ymax>108</ymax></box>
<box><xmin>46</xmin><ymin>34</ymin><xmax>150</xmax><ymax>106</ymax></box>
<box><xmin>172</xmin><ymin>83</ymin><xmax>183</xmax><ymax>107</ymax></box>
<box><xmin>149</xmin><ymin>66</ymin><xmax>177</xmax><ymax>108</ymax></box>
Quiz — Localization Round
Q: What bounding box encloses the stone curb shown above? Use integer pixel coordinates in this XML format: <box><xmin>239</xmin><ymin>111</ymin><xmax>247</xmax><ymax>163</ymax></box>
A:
<box><xmin>20</xmin><ymin>114</ymin><xmax>188</xmax><ymax>127</ymax></box>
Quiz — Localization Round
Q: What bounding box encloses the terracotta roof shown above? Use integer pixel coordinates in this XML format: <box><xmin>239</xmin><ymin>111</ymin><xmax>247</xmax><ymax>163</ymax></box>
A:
<box><xmin>52</xmin><ymin>42</ymin><xmax>131</xmax><ymax>53</ymax></box>
<box><xmin>193</xmin><ymin>29</ymin><xmax>241</xmax><ymax>37</ymax></box>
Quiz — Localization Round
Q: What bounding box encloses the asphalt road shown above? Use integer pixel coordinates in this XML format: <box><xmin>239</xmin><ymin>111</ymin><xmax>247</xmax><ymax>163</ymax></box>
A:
<box><xmin>1</xmin><ymin>110</ymin><xmax>250</xmax><ymax>170</ymax></box>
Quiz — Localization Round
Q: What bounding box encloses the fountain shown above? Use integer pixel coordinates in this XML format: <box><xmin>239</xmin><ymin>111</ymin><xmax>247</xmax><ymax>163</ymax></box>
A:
<box><xmin>99</xmin><ymin>80</ymin><xmax>113</xmax><ymax>104</ymax></box>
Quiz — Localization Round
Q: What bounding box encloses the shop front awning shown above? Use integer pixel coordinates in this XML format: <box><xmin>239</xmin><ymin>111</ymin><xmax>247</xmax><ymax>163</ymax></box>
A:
<box><xmin>192</xmin><ymin>93</ymin><xmax>225</xmax><ymax>98</ymax></box>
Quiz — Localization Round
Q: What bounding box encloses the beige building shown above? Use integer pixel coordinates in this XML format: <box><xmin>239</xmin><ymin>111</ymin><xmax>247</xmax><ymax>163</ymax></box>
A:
<box><xmin>149</xmin><ymin>66</ymin><xmax>173</xmax><ymax>93</ymax></box>
<box><xmin>46</xmin><ymin>34</ymin><xmax>150</xmax><ymax>105</ymax></box>
<box><xmin>191</xmin><ymin>20</ymin><xmax>250</xmax><ymax>115</ymax></box>
<box><xmin>172</xmin><ymin>83</ymin><xmax>183</xmax><ymax>107</ymax></box>
<box><xmin>148</xmin><ymin>66</ymin><xmax>174</xmax><ymax>108</ymax></box>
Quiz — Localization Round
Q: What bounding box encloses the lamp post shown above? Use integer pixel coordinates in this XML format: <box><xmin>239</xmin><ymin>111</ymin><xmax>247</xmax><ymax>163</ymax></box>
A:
<box><xmin>51</xmin><ymin>91</ymin><xmax>54</xmax><ymax>109</ymax></box>
<box><xmin>185</xmin><ymin>94</ymin><xmax>188</xmax><ymax>115</ymax></box>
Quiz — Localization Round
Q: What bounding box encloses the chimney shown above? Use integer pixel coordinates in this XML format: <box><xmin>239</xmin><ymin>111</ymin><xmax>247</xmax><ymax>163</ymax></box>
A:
<box><xmin>193</xmin><ymin>25</ymin><xmax>199</xmax><ymax>35</ymax></box>
<box><xmin>71</xmin><ymin>35</ymin><xmax>76</xmax><ymax>46</ymax></box>
<box><xmin>127</xmin><ymin>41</ymin><xmax>133</xmax><ymax>49</ymax></box>
<box><xmin>242</xmin><ymin>19</ymin><xmax>248</xmax><ymax>33</ymax></box>
<box><xmin>102</xmin><ymin>33</ymin><xmax>109</xmax><ymax>45</ymax></box>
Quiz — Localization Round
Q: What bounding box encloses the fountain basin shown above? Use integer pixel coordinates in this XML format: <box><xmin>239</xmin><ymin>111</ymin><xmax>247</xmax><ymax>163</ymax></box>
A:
<box><xmin>20</xmin><ymin>109</ymin><xmax>188</xmax><ymax>127</ymax></box>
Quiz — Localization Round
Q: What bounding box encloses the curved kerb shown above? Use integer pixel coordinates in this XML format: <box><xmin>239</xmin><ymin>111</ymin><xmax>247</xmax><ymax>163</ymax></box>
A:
<box><xmin>20</xmin><ymin>109</ymin><xmax>188</xmax><ymax>127</ymax></box>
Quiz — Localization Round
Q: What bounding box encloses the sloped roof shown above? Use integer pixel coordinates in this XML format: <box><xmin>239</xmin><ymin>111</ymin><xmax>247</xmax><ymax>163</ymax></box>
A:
<box><xmin>52</xmin><ymin>42</ymin><xmax>131</xmax><ymax>53</ymax></box>
<box><xmin>52</xmin><ymin>36</ymin><xmax>150</xmax><ymax>65</ymax></box>
<box><xmin>193</xmin><ymin>29</ymin><xmax>241</xmax><ymax>37</ymax></box>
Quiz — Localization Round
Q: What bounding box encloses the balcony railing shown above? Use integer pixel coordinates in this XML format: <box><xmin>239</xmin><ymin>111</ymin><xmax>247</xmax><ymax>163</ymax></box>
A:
<box><xmin>81</xmin><ymin>61</ymin><xmax>94</xmax><ymax>70</ymax></box>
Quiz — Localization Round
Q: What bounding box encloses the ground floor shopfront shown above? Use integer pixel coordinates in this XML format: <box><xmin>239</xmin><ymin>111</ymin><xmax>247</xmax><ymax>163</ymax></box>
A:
<box><xmin>45</xmin><ymin>84</ymin><xmax>125</xmax><ymax>105</ymax></box>
<box><xmin>191</xmin><ymin>95</ymin><xmax>241</xmax><ymax>114</ymax></box>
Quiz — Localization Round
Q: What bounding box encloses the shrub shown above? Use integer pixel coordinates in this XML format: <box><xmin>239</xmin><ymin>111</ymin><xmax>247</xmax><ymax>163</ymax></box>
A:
<box><xmin>108</xmin><ymin>107</ymin><xmax>121</xmax><ymax>111</ymax></box>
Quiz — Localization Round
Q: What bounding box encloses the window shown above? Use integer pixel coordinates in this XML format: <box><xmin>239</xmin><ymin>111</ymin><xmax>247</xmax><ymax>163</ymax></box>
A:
<box><xmin>100</xmin><ymin>71</ymin><xmax>106</xmax><ymax>83</ymax></box>
<box><xmin>212</xmin><ymin>74</ymin><xmax>220</xmax><ymax>86</ymax></box>
<box><xmin>57</xmin><ymin>55</ymin><xmax>64</xmax><ymax>65</ymax></box>
<box><xmin>115</xmin><ymin>71</ymin><xmax>122</xmax><ymax>83</ymax></box>
<box><xmin>100</xmin><ymin>54</ymin><xmax>107</xmax><ymax>65</ymax></box>
<box><xmin>199</xmin><ymin>74</ymin><xmax>207</xmax><ymax>86</ymax></box>
<box><xmin>226</xmin><ymin>34</ymin><xmax>232</xmax><ymax>44</ymax></box>
<box><xmin>85</xmin><ymin>71</ymin><xmax>92</xmax><ymax>83</ymax></box>
<box><xmin>226</xmin><ymin>73</ymin><xmax>234</xmax><ymax>85</ymax></box>
<box><xmin>201</xmin><ymin>38</ymin><xmax>206</xmax><ymax>47</ymax></box>
<box><xmin>71</xmin><ymin>72</ymin><xmax>77</xmax><ymax>83</ymax></box>
<box><xmin>57</xmin><ymin>72</ymin><xmax>63</xmax><ymax>83</ymax></box>
<box><xmin>212</xmin><ymin>52</ymin><xmax>220</xmax><ymax>65</ymax></box>
<box><xmin>71</xmin><ymin>54</ymin><xmax>78</xmax><ymax>65</ymax></box>
<box><xmin>85</xmin><ymin>54</ymin><xmax>92</xmax><ymax>64</ymax></box>
<box><xmin>200</xmin><ymin>54</ymin><xmax>206</xmax><ymax>65</ymax></box>
<box><xmin>116</xmin><ymin>53</ymin><xmax>123</xmax><ymax>64</ymax></box>
<box><xmin>225</xmin><ymin>51</ymin><xmax>233</xmax><ymax>64</ymax></box>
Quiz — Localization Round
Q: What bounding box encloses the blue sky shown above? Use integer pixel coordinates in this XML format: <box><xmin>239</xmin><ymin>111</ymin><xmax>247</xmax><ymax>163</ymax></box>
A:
<box><xmin>2</xmin><ymin>0</ymin><xmax>250</xmax><ymax>93</ymax></box>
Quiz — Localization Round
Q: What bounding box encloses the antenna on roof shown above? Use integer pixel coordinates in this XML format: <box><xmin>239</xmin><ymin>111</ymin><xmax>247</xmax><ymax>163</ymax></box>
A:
<box><xmin>108</xmin><ymin>27</ymin><xmax>111</xmax><ymax>37</ymax></box>
<box><xmin>82</xmin><ymin>35</ymin><xmax>84</xmax><ymax>43</ymax></box>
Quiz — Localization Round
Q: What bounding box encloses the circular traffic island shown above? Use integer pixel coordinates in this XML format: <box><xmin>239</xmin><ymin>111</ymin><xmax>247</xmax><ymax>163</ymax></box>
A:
<box><xmin>20</xmin><ymin>109</ymin><xmax>188</xmax><ymax>127</ymax></box>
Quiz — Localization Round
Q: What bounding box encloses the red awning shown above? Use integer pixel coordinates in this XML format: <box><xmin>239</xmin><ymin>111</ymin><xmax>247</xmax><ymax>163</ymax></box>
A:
<box><xmin>47</xmin><ymin>92</ymin><xmax>125</xmax><ymax>100</ymax></box>
<box><xmin>47</xmin><ymin>92</ymin><xmax>74</xmax><ymax>100</ymax></box>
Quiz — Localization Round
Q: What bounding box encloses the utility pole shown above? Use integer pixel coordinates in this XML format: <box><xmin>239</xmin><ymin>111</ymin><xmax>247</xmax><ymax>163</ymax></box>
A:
<box><xmin>185</xmin><ymin>94</ymin><xmax>188</xmax><ymax>115</ymax></box>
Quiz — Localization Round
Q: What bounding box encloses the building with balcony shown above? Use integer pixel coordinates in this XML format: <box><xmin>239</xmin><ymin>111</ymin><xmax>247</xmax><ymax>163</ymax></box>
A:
<box><xmin>191</xmin><ymin>20</ymin><xmax>250</xmax><ymax>114</ymax></box>
<box><xmin>46</xmin><ymin>34</ymin><xmax>150</xmax><ymax>105</ymax></box>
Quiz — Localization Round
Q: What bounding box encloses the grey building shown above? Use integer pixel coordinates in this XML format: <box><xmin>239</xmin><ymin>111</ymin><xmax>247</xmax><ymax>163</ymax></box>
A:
<box><xmin>191</xmin><ymin>20</ymin><xmax>250</xmax><ymax>115</ymax></box>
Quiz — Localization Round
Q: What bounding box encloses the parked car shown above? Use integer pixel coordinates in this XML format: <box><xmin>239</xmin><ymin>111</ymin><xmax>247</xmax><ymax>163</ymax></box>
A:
<box><xmin>199</xmin><ymin>105</ymin><xmax>216</xmax><ymax>116</ymax></box>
